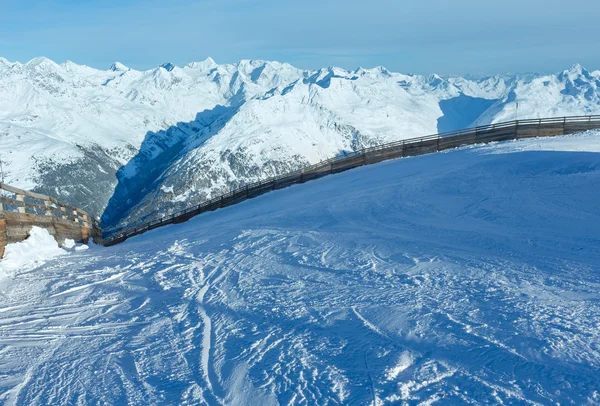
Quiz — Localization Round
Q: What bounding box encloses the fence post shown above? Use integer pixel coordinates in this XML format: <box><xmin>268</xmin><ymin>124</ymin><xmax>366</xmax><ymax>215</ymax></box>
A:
<box><xmin>44</xmin><ymin>200</ymin><xmax>52</xmax><ymax>216</ymax></box>
<box><xmin>16</xmin><ymin>194</ymin><xmax>25</xmax><ymax>213</ymax></box>
<box><xmin>563</xmin><ymin>117</ymin><xmax>566</xmax><ymax>134</ymax></box>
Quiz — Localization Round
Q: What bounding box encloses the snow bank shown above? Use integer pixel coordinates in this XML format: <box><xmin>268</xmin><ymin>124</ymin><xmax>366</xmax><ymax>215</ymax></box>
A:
<box><xmin>0</xmin><ymin>226</ymin><xmax>66</xmax><ymax>274</ymax></box>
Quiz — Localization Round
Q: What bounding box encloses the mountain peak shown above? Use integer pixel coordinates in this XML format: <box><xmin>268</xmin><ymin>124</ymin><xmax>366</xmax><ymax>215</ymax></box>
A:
<box><xmin>184</xmin><ymin>57</ymin><xmax>218</xmax><ymax>72</ymax></box>
<box><xmin>110</xmin><ymin>62</ymin><xmax>129</xmax><ymax>72</ymax></box>
<box><xmin>561</xmin><ymin>63</ymin><xmax>591</xmax><ymax>79</ymax></box>
<box><xmin>161</xmin><ymin>62</ymin><xmax>176</xmax><ymax>72</ymax></box>
<box><xmin>568</xmin><ymin>63</ymin><xmax>585</xmax><ymax>71</ymax></box>
<box><xmin>26</xmin><ymin>56</ymin><xmax>58</xmax><ymax>69</ymax></box>
<box><xmin>62</xmin><ymin>60</ymin><xmax>88</xmax><ymax>71</ymax></box>
<box><xmin>354</xmin><ymin>66</ymin><xmax>392</xmax><ymax>78</ymax></box>
<box><xmin>197</xmin><ymin>57</ymin><xmax>216</xmax><ymax>66</ymax></box>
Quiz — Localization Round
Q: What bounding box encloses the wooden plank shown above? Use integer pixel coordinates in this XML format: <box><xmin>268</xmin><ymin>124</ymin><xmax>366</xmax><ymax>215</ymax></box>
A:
<box><xmin>0</xmin><ymin>183</ymin><xmax>99</xmax><ymax>248</ymax></box>
<box><xmin>0</xmin><ymin>196</ymin><xmax>47</xmax><ymax>211</ymax></box>
<box><xmin>0</xmin><ymin>183</ymin><xmax>92</xmax><ymax>218</ymax></box>
<box><xmin>53</xmin><ymin>220</ymin><xmax>85</xmax><ymax>245</ymax></box>
<box><xmin>0</xmin><ymin>198</ymin><xmax>82</xmax><ymax>222</ymax></box>
<box><xmin>15</xmin><ymin>194</ymin><xmax>26</xmax><ymax>213</ymax></box>
<box><xmin>3</xmin><ymin>211</ymin><xmax>41</xmax><ymax>222</ymax></box>
<box><xmin>0</xmin><ymin>216</ymin><xmax>6</xmax><ymax>258</ymax></box>
<box><xmin>0</xmin><ymin>183</ymin><xmax>53</xmax><ymax>201</ymax></box>
<box><xmin>0</xmin><ymin>210</ymin><xmax>98</xmax><ymax>244</ymax></box>
<box><xmin>331</xmin><ymin>154</ymin><xmax>366</xmax><ymax>173</ymax></box>
<box><xmin>517</xmin><ymin>123</ymin><xmax>564</xmax><ymax>138</ymax></box>
<box><xmin>44</xmin><ymin>200</ymin><xmax>53</xmax><ymax>216</ymax></box>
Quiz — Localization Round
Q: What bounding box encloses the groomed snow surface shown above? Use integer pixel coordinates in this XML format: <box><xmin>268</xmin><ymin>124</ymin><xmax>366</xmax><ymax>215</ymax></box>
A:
<box><xmin>1</xmin><ymin>133</ymin><xmax>600</xmax><ymax>405</ymax></box>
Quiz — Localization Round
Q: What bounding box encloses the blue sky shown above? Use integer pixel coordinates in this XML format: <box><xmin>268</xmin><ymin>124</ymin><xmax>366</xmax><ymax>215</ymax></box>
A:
<box><xmin>1</xmin><ymin>0</ymin><xmax>598</xmax><ymax>74</ymax></box>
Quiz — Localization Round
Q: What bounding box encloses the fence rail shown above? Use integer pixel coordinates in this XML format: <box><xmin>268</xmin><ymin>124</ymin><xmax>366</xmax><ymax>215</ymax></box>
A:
<box><xmin>0</xmin><ymin>183</ymin><xmax>102</xmax><ymax>256</ymax></box>
<box><xmin>103</xmin><ymin>115</ymin><xmax>600</xmax><ymax>246</ymax></box>
<box><xmin>0</xmin><ymin>183</ymin><xmax>99</xmax><ymax>229</ymax></box>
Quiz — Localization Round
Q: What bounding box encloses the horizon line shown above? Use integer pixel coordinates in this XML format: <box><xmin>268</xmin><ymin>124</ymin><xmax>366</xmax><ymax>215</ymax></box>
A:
<box><xmin>0</xmin><ymin>55</ymin><xmax>595</xmax><ymax>78</ymax></box>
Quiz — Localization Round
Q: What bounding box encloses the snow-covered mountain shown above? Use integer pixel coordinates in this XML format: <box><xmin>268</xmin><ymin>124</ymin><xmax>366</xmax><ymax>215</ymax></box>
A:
<box><xmin>0</xmin><ymin>57</ymin><xmax>598</xmax><ymax>227</ymax></box>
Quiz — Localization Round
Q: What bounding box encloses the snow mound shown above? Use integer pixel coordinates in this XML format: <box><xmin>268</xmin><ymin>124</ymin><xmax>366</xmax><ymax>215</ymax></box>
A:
<box><xmin>0</xmin><ymin>226</ymin><xmax>66</xmax><ymax>274</ymax></box>
<box><xmin>63</xmin><ymin>238</ymin><xmax>76</xmax><ymax>249</ymax></box>
<box><xmin>62</xmin><ymin>238</ymin><xmax>89</xmax><ymax>251</ymax></box>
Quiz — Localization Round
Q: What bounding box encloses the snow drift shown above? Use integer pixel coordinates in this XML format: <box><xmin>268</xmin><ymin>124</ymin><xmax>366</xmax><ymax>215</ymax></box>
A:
<box><xmin>0</xmin><ymin>227</ymin><xmax>66</xmax><ymax>274</ymax></box>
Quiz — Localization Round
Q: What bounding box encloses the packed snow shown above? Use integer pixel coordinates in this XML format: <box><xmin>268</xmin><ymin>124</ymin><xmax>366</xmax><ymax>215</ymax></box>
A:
<box><xmin>1</xmin><ymin>133</ymin><xmax>599</xmax><ymax>404</ymax></box>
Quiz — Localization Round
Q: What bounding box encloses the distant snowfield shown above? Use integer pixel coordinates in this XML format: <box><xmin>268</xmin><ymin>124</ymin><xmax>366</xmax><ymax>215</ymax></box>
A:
<box><xmin>1</xmin><ymin>133</ymin><xmax>600</xmax><ymax>405</ymax></box>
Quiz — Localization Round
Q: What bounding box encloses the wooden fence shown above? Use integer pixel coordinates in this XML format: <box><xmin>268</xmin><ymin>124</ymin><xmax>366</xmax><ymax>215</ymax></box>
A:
<box><xmin>99</xmin><ymin>114</ymin><xmax>600</xmax><ymax>246</ymax></box>
<box><xmin>0</xmin><ymin>183</ymin><xmax>102</xmax><ymax>257</ymax></box>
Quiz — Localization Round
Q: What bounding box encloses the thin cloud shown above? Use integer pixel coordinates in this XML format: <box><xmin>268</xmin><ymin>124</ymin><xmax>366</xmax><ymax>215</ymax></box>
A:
<box><xmin>0</xmin><ymin>0</ymin><xmax>598</xmax><ymax>74</ymax></box>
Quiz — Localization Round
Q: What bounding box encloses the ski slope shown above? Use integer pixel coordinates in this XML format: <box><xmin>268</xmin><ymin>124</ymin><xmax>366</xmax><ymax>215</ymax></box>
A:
<box><xmin>1</xmin><ymin>133</ymin><xmax>600</xmax><ymax>405</ymax></box>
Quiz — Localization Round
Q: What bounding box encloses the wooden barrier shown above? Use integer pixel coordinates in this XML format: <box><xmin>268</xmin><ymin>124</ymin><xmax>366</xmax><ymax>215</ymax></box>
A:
<box><xmin>103</xmin><ymin>115</ymin><xmax>600</xmax><ymax>246</ymax></box>
<box><xmin>9</xmin><ymin>115</ymin><xmax>599</xmax><ymax>252</ymax></box>
<box><xmin>0</xmin><ymin>183</ymin><xmax>102</xmax><ymax>258</ymax></box>
<box><xmin>0</xmin><ymin>215</ymin><xmax>6</xmax><ymax>258</ymax></box>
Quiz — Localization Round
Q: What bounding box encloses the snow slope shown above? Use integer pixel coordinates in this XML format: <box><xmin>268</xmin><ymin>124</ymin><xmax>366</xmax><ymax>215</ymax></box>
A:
<box><xmin>1</xmin><ymin>56</ymin><xmax>599</xmax><ymax>225</ymax></box>
<box><xmin>1</xmin><ymin>132</ymin><xmax>599</xmax><ymax>405</ymax></box>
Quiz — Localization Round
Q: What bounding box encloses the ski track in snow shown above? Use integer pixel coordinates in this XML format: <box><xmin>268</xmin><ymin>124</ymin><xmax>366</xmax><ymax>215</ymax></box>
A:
<box><xmin>1</xmin><ymin>134</ymin><xmax>600</xmax><ymax>404</ymax></box>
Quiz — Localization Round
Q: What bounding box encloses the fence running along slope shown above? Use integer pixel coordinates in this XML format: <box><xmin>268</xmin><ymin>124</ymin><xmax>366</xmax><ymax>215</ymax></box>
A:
<box><xmin>103</xmin><ymin>115</ymin><xmax>600</xmax><ymax>246</ymax></box>
<box><xmin>0</xmin><ymin>183</ymin><xmax>102</xmax><ymax>257</ymax></box>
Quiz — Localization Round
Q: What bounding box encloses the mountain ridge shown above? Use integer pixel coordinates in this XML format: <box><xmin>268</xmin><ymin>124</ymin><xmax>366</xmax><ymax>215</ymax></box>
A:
<box><xmin>0</xmin><ymin>57</ymin><xmax>598</xmax><ymax>228</ymax></box>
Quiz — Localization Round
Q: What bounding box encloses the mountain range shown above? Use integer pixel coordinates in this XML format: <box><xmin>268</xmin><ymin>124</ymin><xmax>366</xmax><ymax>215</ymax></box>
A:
<box><xmin>0</xmin><ymin>57</ymin><xmax>598</xmax><ymax>230</ymax></box>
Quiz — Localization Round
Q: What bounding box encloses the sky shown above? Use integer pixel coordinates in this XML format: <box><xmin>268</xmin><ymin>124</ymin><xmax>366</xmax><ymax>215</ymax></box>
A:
<box><xmin>0</xmin><ymin>0</ymin><xmax>599</xmax><ymax>75</ymax></box>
